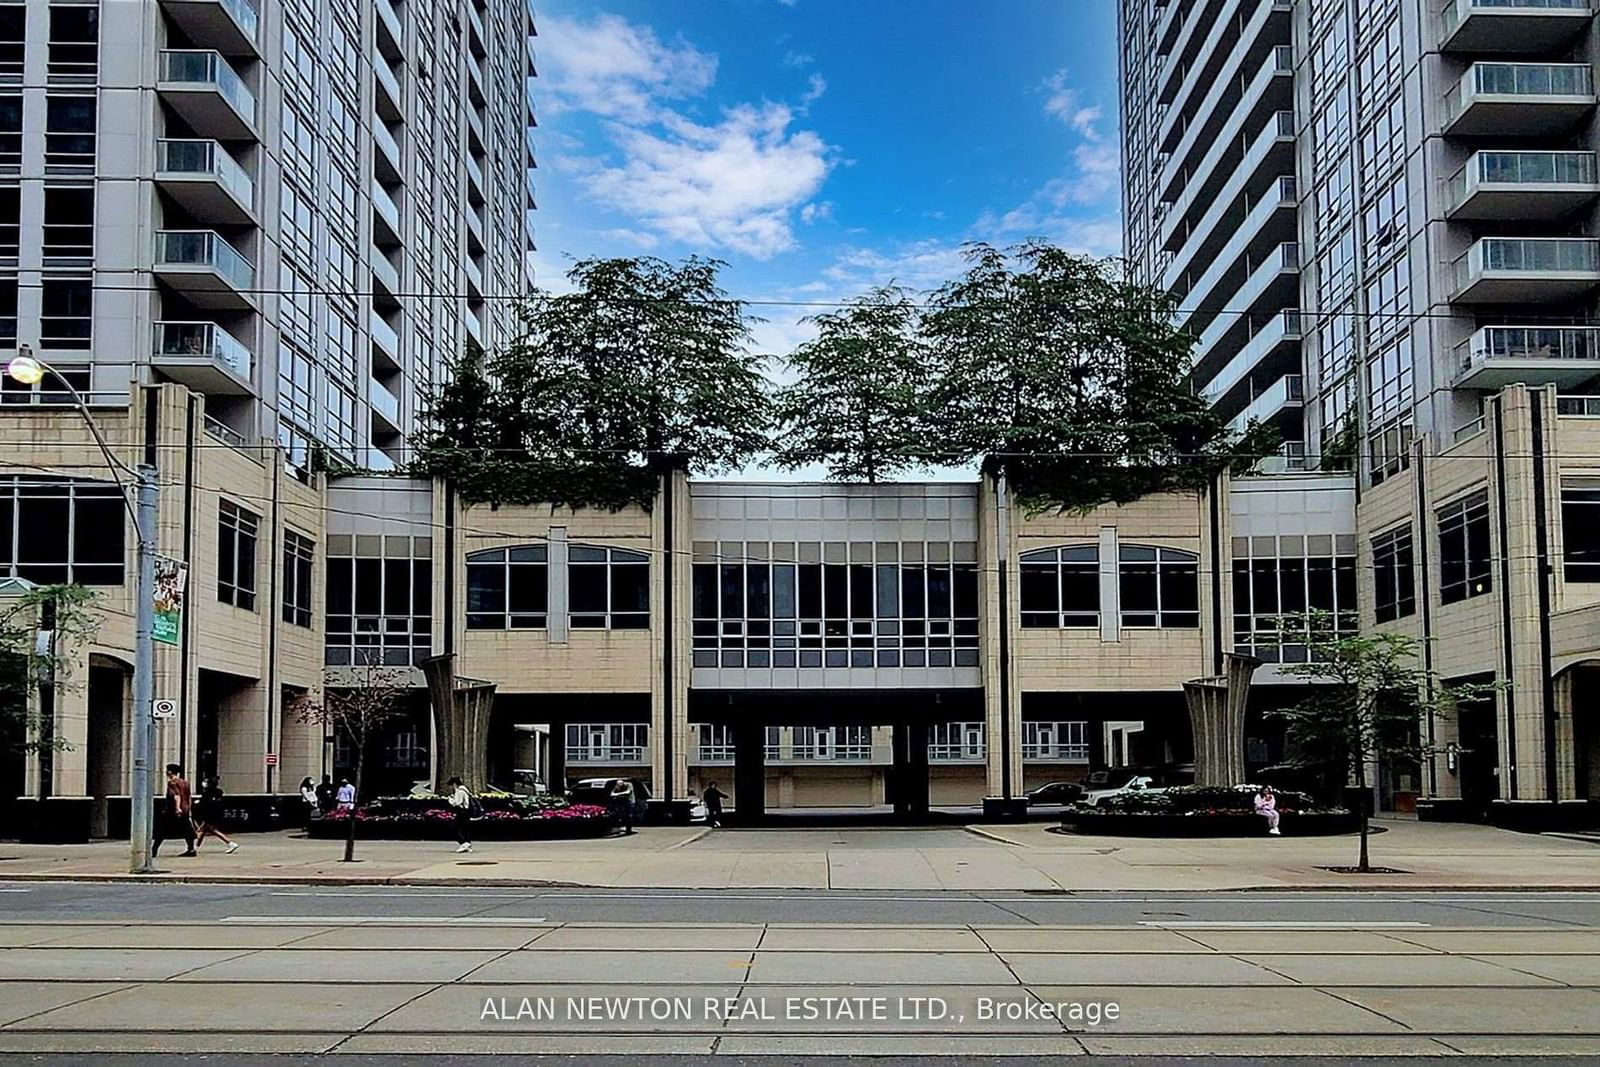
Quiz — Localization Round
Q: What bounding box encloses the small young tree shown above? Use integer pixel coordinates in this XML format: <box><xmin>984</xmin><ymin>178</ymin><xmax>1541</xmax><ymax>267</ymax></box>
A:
<box><xmin>0</xmin><ymin>585</ymin><xmax>100</xmax><ymax>793</ymax></box>
<box><xmin>413</xmin><ymin>256</ymin><xmax>771</xmax><ymax>509</ymax></box>
<box><xmin>1275</xmin><ymin>612</ymin><xmax>1496</xmax><ymax>872</ymax></box>
<box><xmin>293</xmin><ymin>664</ymin><xmax>411</xmax><ymax>863</ymax></box>
<box><xmin>774</xmin><ymin>285</ymin><xmax>931</xmax><ymax>482</ymax></box>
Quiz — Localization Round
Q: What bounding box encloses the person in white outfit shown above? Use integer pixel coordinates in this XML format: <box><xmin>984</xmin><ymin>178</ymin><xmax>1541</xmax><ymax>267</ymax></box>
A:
<box><xmin>1254</xmin><ymin>785</ymin><xmax>1281</xmax><ymax>835</ymax></box>
<box><xmin>447</xmin><ymin>777</ymin><xmax>474</xmax><ymax>853</ymax></box>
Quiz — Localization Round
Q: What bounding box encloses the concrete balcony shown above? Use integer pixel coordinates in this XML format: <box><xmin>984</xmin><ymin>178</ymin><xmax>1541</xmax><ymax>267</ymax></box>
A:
<box><xmin>370</xmin><ymin>244</ymin><xmax>400</xmax><ymax>301</ymax></box>
<box><xmin>370</xmin><ymin>309</ymin><xmax>400</xmax><ymax>361</ymax></box>
<box><xmin>1159</xmin><ymin>43</ymin><xmax>1292</xmax><ymax>204</ymax></box>
<box><xmin>464</xmin><ymin>306</ymin><xmax>484</xmax><ymax>345</ymax></box>
<box><xmin>1440</xmin><ymin>0</ymin><xmax>1592</xmax><ymax>53</ymax></box>
<box><xmin>1158</xmin><ymin>0</ymin><xmax>1291</xmax><ymax>154</ymax></box>
<box><xmin>1442</xmin><ymin>63</ymin><xmax>1595</xmax><ymax>136</ymax></box>
<box><xmin>466</xmin><ymin>202</ymin><xmax>485</xmax><ymax>254</ymax></box>
<box><xmin>1450</xmin><ymin>237</ymin><xmax>1600</xmax><ymax>302</ymax></box>
<box><xmin>1166</xmin><ymin>163</ymin><xmax>1297</xmax><ymax>297</ymax></box>
<box><xmin>373</xmin><ymin>52</ymin><xmax>402</xmax><ymax>122</ymax></box>
<box><xmin>372</xmin><ymin>181</ymin><xmax>401</xmax><ymax>247</ymax></box>
<box><xmin>159</xmin><ymin>0</ymin><xmax>258</xmax><ymax>56</ymax></box>
<box><xmin>1156</xmin><ymin>0</ymin><xmax>1224</xmax><ymax>104</ymax></box>
<box><xmin>1174</xmin><ymin>184</ymin><xmax>1298</xmax><ymax>334</ymax></box>
<box><xmin>373</xmin><ymin>0</ymin><xmax>403</xmax><ymax>58</ymax></box>
<box><xmin>152</xmin><ymin>320</ymin><xmax>253</xmax><ymax>394</ymax></box>
<box><xmin>373</xmin><ymin>122</ymin><xmax>403</xmax><ymax>184</ymax></box>
<box><xmin>1447</xmin><ymin>150</ymin><xmax>1599</xmax><ymax>219</ymax></box>
<box><xmin>1201</xmin><ymin>309</ymin><xmax>1302</xmax><ymax>404</ymax></box>
<box><xmin>1162</xmin><ymin>108</ymin><xmax>1293</xmax><ymax>253</ymax></box>
<box><xmin>153</xmin><ymin>230</ymin><xmax>256</xmax><ymax>310</ymax></box>
<box><xmin>154</xmin><ymin>138</ymin><xmax>254</xmax><ymax>224</ymax></box>
<box><xmin>1228</xmin><ymin>373</ymin><xmax>1302</xmax><ymax>432</ymax></box>
<box><xmin>466</xmin><ymin>153</ymin><xmax>485</xmax><ymax>200</ymax></box>
<box><xmin>465</xmin><ymin>256</ymin><xmax>484</xmax><ymax>298</ymax></box>
<box><xmin>466</xmin><ymin>106</ymin><xmax>486</xmax><ymax>156</ymax></box>
<box><xmin>369</xmin><ymin>376</ymin><xmax>401</xmax><ymax>431</ymax></box>
<box><xmin>1190</xmin><ymin>243</ymin><xmax>1299</xmax><ymax>369</ymax></box>
<box><xmin>1453</xmin><ymin>324</ymin><xmax>1600</xmax><ymax>388</ymax></box>
<box><xmin>157</xmin><ymin>50</ymin><xmax>256</xmax><ymax>141</ymax></box>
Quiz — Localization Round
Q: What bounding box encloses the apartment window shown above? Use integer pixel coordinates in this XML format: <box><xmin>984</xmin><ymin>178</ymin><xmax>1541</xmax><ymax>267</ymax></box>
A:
<box><xmin>1438</xmin><ymin>491</ymin><xmax>1492</xmax><ymax>605</ymax></box>
<box><xmin>0</xmin><ymin>93</ymin><xmax>18</xmax><ymax>167</ymax></box>
<box><xmin>0</xmin><ymin>475</ymin><xmax>123</xmax><ymax>584</ymax></box>
<box><xmin>691</xmin><ymin>541</ymin><xmax>980</xmax><ymax>669</ymax></box>
<box><xmin>568</xmin><ymin>545</ymin><xmax>648</xmax><ymax>629</ymax></box>
<box><xmin>44</xmin><ymin>95</ymin><xmax>94</xmax><ymax>167</ymax></box>
<box><xmin>42</xmin><ymin>186</ymin><xmax>93</xmax><ymax>259</ymax></box>
<box><xmin>1019</xmin><ymin>545</ymin><xmax>1099</xmax><ymax>628</ymax></box>
<box><xmin>792</xmin><ymin>725</ymin><xmax>871</xmax><ymax>761</ymax></box>
<box><xmin>1233</xmin><ymin>535</ymin><xmax>1358</xmax><ymax>661</ymax></box>
<box><xmin>929</xmin><ymin>721</ymin><xmax>985</xmax><ymax>762</ymax></box>
<box><xmin>0</xmin><ymin>274</ymin><xmax>14</xmax><ymax>343</ymax></box>
<box><xmin>47</xmin><ymin>4</ymin><xmax>97</xmax><ymax>79</ymax></box>
<box><xmin>1372</xmin><ymin>525</ymin><xmax>1416</xmax><ymax>623</ymax></box>
<box><xmin>39</xmin><ymin>277</ymin><xmax>90</xmax><ymax>349</ymax></box>
<box><xmin>216</xmin><ymin>499</ymin><xmax>258</xmax><ymax>610</ymax></box>
<box><xmin>0</xmin><ymin>5</ymin><xmax>22</xmax><ymax>79</ymax></box>
<box><xmin>1560</xmin><ymin>484</ymin><xmax>1600</xmax><ymax>582</ymax></box>
<box><xmin>1119</xmin><ymin>545</ymin><xmax>1198</xmax><ymax>628</ymax></box>
<box><xmin>282</xmin><ymin>529</ymin><xmax>314</xmax><ymax>627</ymax></box>
<box><xmin>1368</xmin><ymin>415</ymin><xmax>1413</xmax><ymax>487</ymax></box>
<box><xmin>694</xmin><ymin>722</ymin><xmax>734</xmax><ymax>763</ymax></box>
<box><xmin>1</xmin><ymin>363</ymin><xmax>87</xmax><ymax>405</ymax></box>
<box><xmin>324</xmin><ymin>535</ymin><xmax>432</xmax><ymax>665</ymax></box>
<box><xmin>1023</xmin><ymin>720</ymin><xmax>1088</xmax><ymax>761</ymax></box>
<box><xmin>0</xmin><ymin>183</ymin><xmax>16</xmax><ymax>258</ymax></box>
<box><xmin>565</xmin><ymin>722</ymin><xmax>648</xmax><ymax>763</ymax></box>
<box><xmin>465</xmin><ymin>545</ymin><xmax>547</xmax><ymax>629</ymax></box>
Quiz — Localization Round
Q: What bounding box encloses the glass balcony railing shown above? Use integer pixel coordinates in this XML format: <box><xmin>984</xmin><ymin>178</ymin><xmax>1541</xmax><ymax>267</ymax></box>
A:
<box><xmin>154</xmin><ymin>321</ymin><xmax>252</xmax><ymax>378</ymax></box>
<box><xmin>220</xmin><ymin>0</ymin><xmax>259</xmax><ymax>40</ymax></box>
<box><xmin>1459</xmin><ymin>325</ymin><xmax>1600</xmax><ymax>372</ymax></box>
<box><xmin>158</xmin><ymin>50</ymin><xmax>256</xmax><ymax>123</ymax></box>
<box><xmin>155</xmin><ymin>230</ymin><xmax>255</xmax><ymax>289</ymax></box>
<box><xmin>1456</xmin><ymin>237</ymin><xmax>1600</xmax><ymax>287</ymax></box>
<box><xmin>1446</xmin><ymin>62</ymin><xmax>1594</xmax><ymax>122</ymax></box>
<box><xmin>1448</xmin><ymin>149</ymin><xmax>1598</xmax><ymax>207</ymax></box>
<box><xmin>1442</xmin><ymin>0</ymin><xmax>1591</xmax><ymax>37</ymax></box>
<box><xmin>156</xmin><ymin>138</ymin><xmax>254</xmax><ymax>206</ymax></box>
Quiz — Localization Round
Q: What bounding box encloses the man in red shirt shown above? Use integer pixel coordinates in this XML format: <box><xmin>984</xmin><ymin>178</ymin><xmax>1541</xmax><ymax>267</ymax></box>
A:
<box><xmin>151</xmin><ymin>763</ymin><xmax>195</xmax><ymax>857</ymax></box>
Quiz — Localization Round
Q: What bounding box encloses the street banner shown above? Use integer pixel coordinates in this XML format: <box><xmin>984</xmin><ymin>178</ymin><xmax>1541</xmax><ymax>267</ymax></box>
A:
<box><xmin>152</xmin><ymin>555</ymin><xmax>188</xmax><ymax>646</ymax></box>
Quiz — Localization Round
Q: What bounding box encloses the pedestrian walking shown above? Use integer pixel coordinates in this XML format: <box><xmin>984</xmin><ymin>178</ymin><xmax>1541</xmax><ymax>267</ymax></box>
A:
<box><xmin>1254</xmin><ymin>785</ymin><xmax>1281</xmax><ymax>835</ymax></box>
<box><xmin>299</xmin><ymin>777</ymin><xmax>317</xmax><ymax>823</ymax></box>
<box><xmin>151</xmin><ymin>763</ymin><xmax>195</xmax><ymax>858</ymax></box>
<box><xmin>335</xmin><ymin>778</ymin><xmax>356</xmax><ymax>812</ymax></box>
<box><xmin>702</xmin><ymin>781</ymin><xmax>728</xmax><ymax>828</ymax></box>
<box><xmin>446</xmin><ymin>776</ymin><xmax>479</xmax><ymax>853</ymax></box>
<box><xmin>314</xmin><ymin>774</ymin><xmax>336</xmax><ymax>814</ymax></box>
<box><xmin>193</xmin><ymin>777</ymin><xmax>240</xmax><ymax>854</ymax></box>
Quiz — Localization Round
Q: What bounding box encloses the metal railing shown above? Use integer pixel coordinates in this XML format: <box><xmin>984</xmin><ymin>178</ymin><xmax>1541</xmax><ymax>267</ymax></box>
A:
<box><xmin>203</xmin><ymin>413</ymin><xmax>250</xmax><ymax>448</ymax></box>
<box><xmin>158</xmin><ymin>50</ymin><xmax>256</xmax><ymax>122</ymax></box>
<box><xmin>156</xmin><ymin>139</ymin><xmax>254</xmax><ymax>207</ymax></box>
<box><xmin>567</xmin><ymin>745</ymin><xmax>648</xmax><ymax>763</ymax></box>
<box><xmin>695</xmin><ymin>745</ymin><xmax>735</xmax><ymax>763</ymax></box>
<box><xmin>1454</xmin><ymin>237</ymin><xmax>1600</xmax><ymax>289</ymax></box>
<box><xmin>155</xmin><ymin>230</ymin><xmax>255</xmax><ymax>289</ymax></box>
<box><xmin>154</xmin><ymin>321</ymin><xmax>252</xmax><ymax>378</ymax></box>
<box><xmin>1022</xmin><ymin>744</ymin><xmax>1090</xmax><ymax>761</ymax></box>
<box><xmin>928</xmin><ymin>743</ymin><xmax>986</xmax><ymax>762</ymax></box>
<box><xmin>1448</xmin><ymin>150</ymin><xmax>1597</xmax><ymax>209</ymax></box>
<box><xmin>1459</xmin><ymin>324</ymin><xmax>1600</xmax><ymax>371</ymax></box>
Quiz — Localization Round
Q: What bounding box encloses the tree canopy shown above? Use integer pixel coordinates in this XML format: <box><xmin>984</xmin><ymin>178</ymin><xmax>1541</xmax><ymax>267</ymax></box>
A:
<box><xmin>413</xmin><ymin>256</ymin><xmax>771</xmax><ymax>510</ymax></box>
<box><xmin>773</xmin><ymin>285</ymin><xmax>930</xmax><ymax>483</ymax></box>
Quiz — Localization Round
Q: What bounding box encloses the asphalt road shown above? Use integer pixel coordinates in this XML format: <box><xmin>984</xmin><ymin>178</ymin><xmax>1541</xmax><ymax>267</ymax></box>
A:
<box><xmin>2</xmin><ymin>881</ymin><xmax>1598</xmax><ymax>927</ymax></box>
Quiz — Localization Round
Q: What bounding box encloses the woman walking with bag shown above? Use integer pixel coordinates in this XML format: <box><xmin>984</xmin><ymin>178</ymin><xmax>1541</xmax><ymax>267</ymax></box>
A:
<box><xmin>446</xmin><ymin>777</ymin><xmax>479</xmax><ymax>853</ymax></box>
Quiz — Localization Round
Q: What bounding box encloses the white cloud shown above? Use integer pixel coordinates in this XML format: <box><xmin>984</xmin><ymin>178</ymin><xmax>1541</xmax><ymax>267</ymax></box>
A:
<box><xmin>578</xmin><ymin>103</ymin><xmax>834</xmax><ymax>259</ymax></box>
<box><xmin>538</xmin><ymin>13</ymin><xmax>717</xmax><ymax>122</ymax></box>
<box><xmin>800</xmin><ymin>72</ymin><xmax>827</xmax><ymax>106</ymax></box>
<box><xmin>800</xmin><ymin>200</ymin><xmax>834</xmax><ymax>224</ymax></box>
<box><xmin>599</xmin><ymin>227</ymin><xmax>660</xmax><ymax>249</ymax></box>
<box><xmin>782</xmin><ymin>50</ymin><xmax>814</xmax><ymax>67</ymax></box>
<box><xmin>1041</xmin><ymin>69</ymin><xmax>1103</xmax><ymax>141</ymax></box>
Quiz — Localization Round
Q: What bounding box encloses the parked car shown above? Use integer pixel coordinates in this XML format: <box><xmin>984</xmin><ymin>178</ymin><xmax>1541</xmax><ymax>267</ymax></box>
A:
<box><xmin>509</xmin><ymin>769</ymin><xmax>549</xmax><ymax>796</ymax></box>
<box><xmin>687</xmin><ymin>793</ymin><xmax>709</xmax><ymax>824</ymax></box>
<box><xmin>1080</xmin><ymin>774</ymin><xmax>1161</xmax><ymax>808</ymax></box>
<box><xmin>1026</xmin><ymin>781</ymin><xmax>1084</xmax><ymax>806</ymax></box>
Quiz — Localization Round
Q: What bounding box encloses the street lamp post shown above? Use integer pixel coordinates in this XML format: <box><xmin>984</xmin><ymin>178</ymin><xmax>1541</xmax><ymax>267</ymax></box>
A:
<box><xmin>6</xmin><ymin>348</ymin><xmax>161</xmax><ymax>874</ymax></box>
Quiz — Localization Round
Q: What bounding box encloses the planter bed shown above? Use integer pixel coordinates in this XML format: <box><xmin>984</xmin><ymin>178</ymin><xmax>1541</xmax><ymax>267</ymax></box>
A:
<box><xmin>307</xmin><ymin>797</ymin><xmax>613</xmax><ymax>840</ymax></box>
<box><xmin>1059</xmin><ymin>810</ymin><xmax>1358</xmax><ymax>837</ymax></box>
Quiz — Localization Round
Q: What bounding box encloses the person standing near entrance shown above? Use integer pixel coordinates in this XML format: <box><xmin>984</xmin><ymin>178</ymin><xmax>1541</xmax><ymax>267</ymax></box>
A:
<box><xmin>193</xmin><ymin>776</ymin><xmax>241</xmax><ymax>854</ymax></box>
<box><xmin>151</xmin><ymin>764</ymin><xmax>195</xmax><ymax>858</ymax></box>
<box><xmin>702</xmin><ymin>781</ymin><xmax>727</xmax><ymax>828</ymax></box>
<box><xmin>446</xmin><ymin>777</ymin><xmax>477</xmax><ymax>853</ymax></box>
<box><xmin>335</xmin><ymin>778</ymin><xmax>356</xmax><ymax>811</ymax></box>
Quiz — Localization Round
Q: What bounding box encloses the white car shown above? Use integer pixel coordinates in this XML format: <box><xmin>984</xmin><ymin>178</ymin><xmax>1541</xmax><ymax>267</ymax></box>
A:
<box><xmin>1081</xmin><ymin>774</ymin><xmax>1159</xmax><ymax>808</ymax></box>
<box><xmin>688</xmin><ymin>795</ymin><xmax>709</xmax><ymax>824</ymax></box>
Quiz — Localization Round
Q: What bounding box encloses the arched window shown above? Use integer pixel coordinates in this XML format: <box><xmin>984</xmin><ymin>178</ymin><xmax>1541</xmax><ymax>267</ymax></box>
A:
<box><xmin>1018</xmin><ymin>545</ymin><xmax>1099</xmax><ymax>628</ymax></box>
<box><xmin>465</xmin><ymin>545</ymin><xmax>547</xmax><ymax>630</ymax></box>
<box><xmin>1118</xmin><ymin>545</ymin><xmax>1198</xmax><ymax>629</ymax></box>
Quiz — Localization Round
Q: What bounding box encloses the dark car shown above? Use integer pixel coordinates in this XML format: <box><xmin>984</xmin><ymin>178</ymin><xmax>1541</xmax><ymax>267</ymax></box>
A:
<box><xmin>1026</xmin><ymin>781</ymin><xmax>1084</xmax><ymax>806</ymax></box>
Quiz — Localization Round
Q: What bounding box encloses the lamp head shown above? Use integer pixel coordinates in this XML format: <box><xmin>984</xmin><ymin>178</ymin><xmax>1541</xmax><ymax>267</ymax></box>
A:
<box><xmin>7</xmin><ymin>347</ymin><xmax>43</xmax><ymax>386</ymax></box>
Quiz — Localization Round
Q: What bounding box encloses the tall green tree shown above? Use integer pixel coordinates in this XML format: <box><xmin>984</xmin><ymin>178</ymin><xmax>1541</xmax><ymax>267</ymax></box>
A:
<box><xmin>1275</xmin><ymin>612</ymin><xmax>1497</xmax><ymax>872</ymax></box>
<box><xmin>921</xmin><ymin>241</ymin><xmax>1275</xmax><ymax>511</ymax></box>
<box><xmin>414</xmin><ymin>256</ymin><xmax>771</xmax><ymax>509</ymax></box>
<box><xmin>774</xmin><ymin>285</ymin><xmax>930</xmax><ymax>482</ymax></box>
<box><xmin>0</xmin><ymin>584</ymin><xmax>99</xmax><ymax>757</ymax></box>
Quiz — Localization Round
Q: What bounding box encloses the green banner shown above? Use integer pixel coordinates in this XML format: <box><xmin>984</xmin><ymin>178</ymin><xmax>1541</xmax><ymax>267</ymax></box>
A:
<box><xmin>152</xmin><ymin>555</ymin><xmax>188</xmax><ymax>646</ymax></box>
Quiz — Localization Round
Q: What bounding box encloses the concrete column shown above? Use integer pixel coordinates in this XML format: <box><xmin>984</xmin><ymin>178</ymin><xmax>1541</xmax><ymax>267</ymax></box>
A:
<box><xmin>547</xmin><ymin>527</ymin><xmax>568</xmax><ymax>645</ymax></box>
<box><xmin>1552</xmin><ymin>670</ymin><xmax>1578</xmax><ymax>802</ymax></box>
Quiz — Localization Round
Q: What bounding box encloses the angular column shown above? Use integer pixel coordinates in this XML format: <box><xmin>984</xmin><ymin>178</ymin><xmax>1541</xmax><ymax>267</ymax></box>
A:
<box><xmin>1183</xmin><ymin>652</ymin><xmax>1259</xmax><ymax>787</ymax></box>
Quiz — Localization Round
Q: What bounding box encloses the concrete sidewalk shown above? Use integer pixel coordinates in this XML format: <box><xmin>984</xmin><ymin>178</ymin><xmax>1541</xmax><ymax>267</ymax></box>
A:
<box><xmin>0</xmin><ymin>820</ymin><xmax>1594</xmax><ymax>890</ymax></box>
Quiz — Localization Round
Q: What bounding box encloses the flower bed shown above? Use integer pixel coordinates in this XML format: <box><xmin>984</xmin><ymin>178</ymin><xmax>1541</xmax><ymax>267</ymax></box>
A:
<box><xmin>1060</xmin><ymin>785</ymin><xmax>1356</xmax><ymax>837</ymax></box>
<box><xmin>308</xmin><ymin>794</ymin><xmax>614</xmax><ymax>840</ymax></box>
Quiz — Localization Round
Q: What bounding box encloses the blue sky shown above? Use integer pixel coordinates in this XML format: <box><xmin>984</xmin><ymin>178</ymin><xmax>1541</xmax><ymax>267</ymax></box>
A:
<box><xmin>530</xmin><ymin>0</ymin><xmax>1121</xmax><ymax>357</ymax></box>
